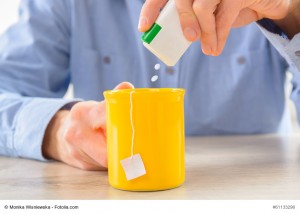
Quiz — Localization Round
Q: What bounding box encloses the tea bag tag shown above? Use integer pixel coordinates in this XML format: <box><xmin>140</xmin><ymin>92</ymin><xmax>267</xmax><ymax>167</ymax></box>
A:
<box><xmin>120</xmin><ymin>154</ymin><xmax>146</xmax><ymax>181</ymax></box>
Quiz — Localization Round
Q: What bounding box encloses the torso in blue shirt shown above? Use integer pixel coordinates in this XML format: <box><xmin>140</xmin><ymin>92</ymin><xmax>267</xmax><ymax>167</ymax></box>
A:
<box><xmin>1</xmin><ymin>0</ymin><xmax>290</xmax><ymax>135</ymax></box>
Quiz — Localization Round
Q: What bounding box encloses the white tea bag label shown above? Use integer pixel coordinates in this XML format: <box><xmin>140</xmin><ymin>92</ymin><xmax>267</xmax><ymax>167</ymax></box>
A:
<box><xmin>120</xmin><ymin>154</ymin><xmax>146</xmax><ymax>181</ymax></box>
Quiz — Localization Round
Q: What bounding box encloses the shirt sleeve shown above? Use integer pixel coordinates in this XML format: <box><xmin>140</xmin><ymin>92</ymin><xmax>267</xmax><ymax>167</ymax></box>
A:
<box><xmin>0</xmin><ymin>0</ymin><xmax>77</xmax><ymax>161</ymax></box>
<box><xmin>257</xmin><ymin>19</ymin><xmax>300</xmax><ymax>125</ymax></box>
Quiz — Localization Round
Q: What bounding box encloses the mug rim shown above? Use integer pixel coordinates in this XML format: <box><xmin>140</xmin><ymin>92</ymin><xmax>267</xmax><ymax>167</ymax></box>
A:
<box><xmin>104</xmin><ymin>88</ymin><xmax>185</xmax><ymax>96</ymax></box>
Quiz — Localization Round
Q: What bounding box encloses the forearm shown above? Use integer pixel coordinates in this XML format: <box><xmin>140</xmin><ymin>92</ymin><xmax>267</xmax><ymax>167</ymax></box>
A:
<box><xmin>0</xmin><ymin>91</ymin><xmax>76</xmax><ymax>161</ymax></box>
<box><xmin>273</xmin><ymin>0</ymin><xmax>300</xmax><ymax>39</ymax></box>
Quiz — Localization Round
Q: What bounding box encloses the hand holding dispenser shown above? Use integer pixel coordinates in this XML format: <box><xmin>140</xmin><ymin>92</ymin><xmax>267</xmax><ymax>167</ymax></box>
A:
<box><xmin>141</xmin><ymin>0</ymin><xmax>192</xmax><ymax>66</ymax></box>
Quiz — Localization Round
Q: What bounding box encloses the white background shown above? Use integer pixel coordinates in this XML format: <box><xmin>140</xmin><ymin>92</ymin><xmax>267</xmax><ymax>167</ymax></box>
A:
<box><xmin>0</xmin><ymin>0</ymin><xmax>20</xmax><ymax>35</ymax></box>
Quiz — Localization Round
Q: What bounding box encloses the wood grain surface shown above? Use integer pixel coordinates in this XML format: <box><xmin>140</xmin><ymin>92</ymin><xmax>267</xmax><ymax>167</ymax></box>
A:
<box><xmin>0</xmin><ymin>135</ymin><xmax>299</xmax><ymax>199</ymax></box>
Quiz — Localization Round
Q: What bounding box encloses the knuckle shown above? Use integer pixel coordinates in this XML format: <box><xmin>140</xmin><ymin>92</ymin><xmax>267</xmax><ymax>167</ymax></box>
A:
<box><xmin>73</xmin><ymin>129</ymin><xmax>82</xmax><ymax>140</ymax></box>
<box><xmin>70</xmin><ymin>101</ymin><xmax>93</xmax><ymax>118</ymax></box>
<box><xmin>63</xmin><ymin>126</ymin><xmax>75</xmax><ymax>142</ymax></box>
<box><xmin>192</xmin><ymin>1</ymin><xmax>206</xmax><ymax>14</ymax></box>
<box><xmin>69</xmin><ymin>103</ymin><xmax>83</xmax><ymax>119</ymax></box>
<box><xmin>178</xmin><ymin>10</ymin><xmax>193</xmax><ymax>18</ymax></box>
<box><xmin>70</xmin><ymin>101</ymin><xmax>100</xmax><ymax>120</ymax></box>
<box><xmin>64</xmin><ymin>126</ymin><xmax>82</xmax><ymax>143</ymax></box>
<box><xmin>202</xmin><ymin>29</ymin><xmax>215</xmax><ymax>37</ymax></box>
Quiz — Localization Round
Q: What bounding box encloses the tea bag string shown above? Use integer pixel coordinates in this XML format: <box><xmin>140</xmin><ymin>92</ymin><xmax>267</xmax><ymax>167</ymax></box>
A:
<box><xmin>130</xmin><ymin>91</ymin><xmax>135</xmax><ymax>159</ymax></box>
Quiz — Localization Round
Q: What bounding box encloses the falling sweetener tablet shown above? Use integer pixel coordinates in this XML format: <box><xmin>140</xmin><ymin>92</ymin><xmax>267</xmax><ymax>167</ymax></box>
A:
<box><xmin>151</xmin><ymin>75</ymin><xmax>159</xmax><ymax>82</ymax></box>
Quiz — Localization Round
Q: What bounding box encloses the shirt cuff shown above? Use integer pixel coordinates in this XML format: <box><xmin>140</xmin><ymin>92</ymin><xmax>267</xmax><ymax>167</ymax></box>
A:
<box><xmin>257</xmin><ymin>18</ymin><xmax>288</xmax><ymax>38</ymax></box>
<box><xmin>14</xmin><ymin>98</ymin><xmax>80</xmax><ymax>161</ymax></box>
<box><xmin>257</xmin><ymin>20</ymin><xmax>300</xmax><ymax>72</ymax></box>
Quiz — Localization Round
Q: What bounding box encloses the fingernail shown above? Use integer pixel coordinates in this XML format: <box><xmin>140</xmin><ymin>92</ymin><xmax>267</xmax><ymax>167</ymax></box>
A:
<box><xmin>138</xmin><ymin>16</ymin><xmax>148</xmax><ymax>30</ymax></box>
<box><xmin>201</xmin><ymin>47</ymin><xmax>212</xmax><ymax>56</ymax></box>
<box><xmin>213</xmin><ymin>49</ymin><xmax>220</xmax><ymax>56</ymax></box>
<box><xmin>184</xmin><ymin>28</ymin><xmax>198</xmax><ymax>41</ymax></box>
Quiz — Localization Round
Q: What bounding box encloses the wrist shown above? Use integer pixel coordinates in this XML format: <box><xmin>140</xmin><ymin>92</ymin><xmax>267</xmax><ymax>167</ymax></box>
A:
<box><xmin>42</xmin><ymin>110</ymin><xmax>69</xmax><ymax>160</ymax></box>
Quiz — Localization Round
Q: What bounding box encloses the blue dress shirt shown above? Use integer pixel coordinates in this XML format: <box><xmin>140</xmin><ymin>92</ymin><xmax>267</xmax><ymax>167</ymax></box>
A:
<box><xmin>0</xmin><ymin>0</ymin><xmax>298</xmax><ymax>161</ymax></box>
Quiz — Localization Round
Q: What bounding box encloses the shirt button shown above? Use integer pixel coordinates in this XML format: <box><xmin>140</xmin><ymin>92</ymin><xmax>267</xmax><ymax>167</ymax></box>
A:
<box><xmin>237</xmin><ymin>56</ymin><xmax>246</xmax><ymax>65</ymax></box>
<box><xmin>103</xmin><ymin>56</ymin><xmax>111</xmax><ymax>64</ymax></box>
<box><xmin>166</xmin><ymin>67</ymin><xmax>175</xmax><ymax>75</ymax></box>
<box><xmin>295</xmin><ymin>51</ymin><xmax>300</xmax><ymax>57</ymax></box>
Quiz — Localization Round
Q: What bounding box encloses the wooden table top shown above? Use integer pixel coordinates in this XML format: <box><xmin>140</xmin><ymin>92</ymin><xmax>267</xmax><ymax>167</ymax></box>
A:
<box><xmin>1</xmin><ymin>135</ymin><xmax>300</xmax><ymax>199</ymax></box>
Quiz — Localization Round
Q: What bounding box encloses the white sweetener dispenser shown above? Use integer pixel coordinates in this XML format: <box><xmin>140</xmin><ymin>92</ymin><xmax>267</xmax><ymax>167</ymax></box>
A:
<box><xmin>141</xmin><ymin>0</ymin><xmax>192</xmax><ymax>66</ymax></box>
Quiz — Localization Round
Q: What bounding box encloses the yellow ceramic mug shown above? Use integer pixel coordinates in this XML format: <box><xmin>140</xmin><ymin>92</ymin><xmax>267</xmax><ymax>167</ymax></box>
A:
<box><xmin>104</xmin><ymin>88</ymin><xmax>185</xmax><ymax>191</ymax></box>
